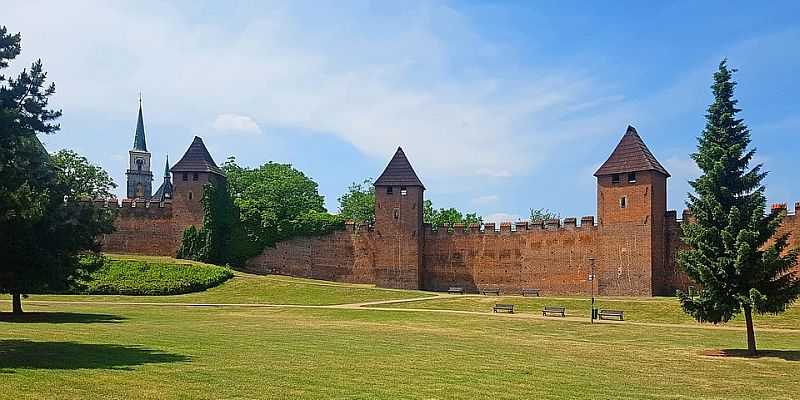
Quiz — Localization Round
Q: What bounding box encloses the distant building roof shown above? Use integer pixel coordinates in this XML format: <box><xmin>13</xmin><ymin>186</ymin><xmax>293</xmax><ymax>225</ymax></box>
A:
<box><xmin>133</xmin><ymin>100</ymin><xmax>147</xmax><ymax>152</ymax></box>
<box><xmin>170</xmin><ymin>136</ymin><xmax>224</xmax><ymax>176</ymax></box>
<box><xmin>374</xmin><ymin>147</ymin><xmax>425</xmax><ymax>189</ymax></box>
<box><xmin>594</xmin><ymin>125</ymin><xmax>670</xmax><ymax>177</ymax></box>
<box><xmin>153</xmin><ymin>156</ymin><xmax>173</xmax><ymax>202</ymax></box>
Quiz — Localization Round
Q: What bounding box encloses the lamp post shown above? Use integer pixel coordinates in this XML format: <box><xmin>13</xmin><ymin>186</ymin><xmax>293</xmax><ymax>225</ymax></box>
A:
<box><xmin>589</xmin><ymin>257</ymin><xmax>595</xmax><ymax>323</ymax></box>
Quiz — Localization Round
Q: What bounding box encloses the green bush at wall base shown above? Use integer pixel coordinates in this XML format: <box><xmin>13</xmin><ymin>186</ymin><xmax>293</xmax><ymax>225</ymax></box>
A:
<box><xmin>80</xmin><ymin>259</ymin><xmax>233</xmax><ymax>296</ymax></box>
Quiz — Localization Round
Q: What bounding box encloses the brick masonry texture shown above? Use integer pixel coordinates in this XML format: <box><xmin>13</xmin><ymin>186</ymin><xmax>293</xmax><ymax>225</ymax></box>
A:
<box><xmin>103</xmin><ymin>133</ymin><xmax>799</xmax><ymax>297</ymax></box>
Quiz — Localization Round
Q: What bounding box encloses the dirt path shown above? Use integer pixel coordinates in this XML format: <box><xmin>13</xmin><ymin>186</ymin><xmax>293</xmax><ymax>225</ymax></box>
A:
<box><xmin>6</xmin><ymin>297</ymin><xmax>798</xmax><ymax>333</ymax></box>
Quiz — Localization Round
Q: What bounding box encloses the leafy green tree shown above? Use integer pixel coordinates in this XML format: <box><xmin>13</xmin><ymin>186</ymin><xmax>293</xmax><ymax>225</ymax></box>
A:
<box><xmin>0</xmin><ymin>27</ymin><xmax>115</xmax><ymax>314</ymax></box>
<box><xmin>51</xmin><ymin>149</ymin><xmax>117</xmax><ymax>200</ymax></box>
<box><xmin>337</xmin><ymin>179</ymin><xmax>375</xmax><ymax>225</ymax></box>
<box><xmin>530</xmin><ymin>207</ymin><xmax>559</xmax><ymax>222</ymax></box>
<box><xmin>678</xmin><ymin>59</ymin><xmax>800</xmax><ymax>354</ymax></box>
<box><xmin>423</xmin><ymin>200</ymin><xmax>482</xmax><ymax>227</ymax></box>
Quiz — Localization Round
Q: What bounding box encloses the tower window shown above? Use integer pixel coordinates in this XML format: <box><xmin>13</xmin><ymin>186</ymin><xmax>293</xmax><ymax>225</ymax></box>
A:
<box><xmin>387</xmin><ymin>187</ymin><xmax>393</xmax><ymax>195</ymax></box>
<box><xmin>188</xmin><ymin>191</ymin><xmax>193</xmax><ymax>200</ymax></box>
<box><xmin>620</xmin><ymin>196</ymin><xmax>627</xmax><ymax>209</ymax></box>
<box><xmin>135</xmin><ymin>183</ymin><xmax>144</xmax><ymax>198</ymax></box>
<box><xmin>628</xmin><ymin>172</ymin><xmax>636</xmax><ymax>183</ymax></box>
<box><xmin>393</xmin><ymin>207</ymin><xmax>400</xmax><ymax>219</ymax></box>
<box><xmin>136</xmin><ymin>158</ymin><xmax>144</xmax><ymax>172</ymax></box>
<box><xmin>193</xmin><ymin>172</ymin><xmax>199</xmax><ymax>181</ymax></box>
<box><xmin>401</xmin><ymin>186</ymin><xmax>407</xmax><ymax>196</ymax></box>
<box><xmin>611</xmin><ymin>174</ymin><xmax>620</xmax><ymax>184</ymax></box>
<box><xmin>182</xmin><ymin>173</ymin><xmax>188</xmax><ymax>181</ymax></box>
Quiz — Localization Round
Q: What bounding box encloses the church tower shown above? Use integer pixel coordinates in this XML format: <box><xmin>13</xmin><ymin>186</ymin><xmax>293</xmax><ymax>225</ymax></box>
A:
<box><xmin>595</xmin><ymin>125</ymin><xmax>670</xmax><ymax>294</ymax></box>
<box><xmin>373</xmin><ymin>147</ymin><xmax>425</xmax><ymax>290</ymax></box>
<box><xmin>126</xmin><ymin>98</ymin><xmax>154</xmax><ymax>199</ymax></box>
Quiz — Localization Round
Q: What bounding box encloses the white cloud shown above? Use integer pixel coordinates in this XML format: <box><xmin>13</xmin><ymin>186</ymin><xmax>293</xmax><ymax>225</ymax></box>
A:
<box><xmin>664</xmin><ymin>157</ymin><xmax>701</xmax><ymax>178</ymax></box>
<box><xmin>3</xmin><ymin>1</ymin><xmax>629</xmax><ymax>181</ymax></box>
<box><xmin>194</xmin><ymin>114</ymin><xmax>262</xmax><ymax>136</ymax></box>
<box><xmin>483</xmin><ymin>212</ymin><xmax>521</xmax><ymax>223</ymax></box>
<box><xmin>472</xmin><ymin>195</ymin><xmax>499</xmax><ymax>204</ymax></box>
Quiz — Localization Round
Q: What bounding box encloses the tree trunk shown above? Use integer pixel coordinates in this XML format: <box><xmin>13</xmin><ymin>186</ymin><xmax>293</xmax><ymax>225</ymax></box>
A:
<box><xmin>12</xmin><ymin>292</ymin><xmax>23</xmax><ymax>315</ymax></box>
<box><xmin>743</xmin><ymin>304</ymin><xmax>756</xmax><ymax>355</ymax></box>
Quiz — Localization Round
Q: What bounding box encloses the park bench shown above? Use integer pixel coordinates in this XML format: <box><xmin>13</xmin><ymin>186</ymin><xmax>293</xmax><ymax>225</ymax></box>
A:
<box><xmin>447</xmin><ymin>287</ymin><xmax>464</xmax><ymax>295</ymax></box>
<box><xmin>542</xmin><ymin>306</ymin><xmax>566</xmax><ymax>317</ymax></box>
<box><xmin>481</xmin><ymin>288</ymin><xmax>501</xmax><ymax>295</ymax></box>
<box><xmin>493</xmin><ymin>304</ymin><xmax>514</xmax><ymax>313</ymax></box>
<box><xmin>598</xmin><ymin>309</ymin><xmax>624</xmax><ymax>321</ymax></box>
<box><xmin>521</xmin><ymin>288</ymin><xmax>541</xmax><ymax>297</ymax></box>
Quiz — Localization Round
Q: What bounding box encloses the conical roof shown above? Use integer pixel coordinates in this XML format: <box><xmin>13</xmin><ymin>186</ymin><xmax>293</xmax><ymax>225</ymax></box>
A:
<box><xmin>594</xmin><ymin>125</ymin><xmax>670</xmax><ymax>177</ymax></box>
<box><xmin>133</xmin><ymin>101</ymin><xmax>147</xmax><ymax>151</ymax></box>
<box><xmin>170</xmin><ymin>136</ymin><xmax>224</xmax><ymax>176</ymax></box>
<box><xmin>374</xmin><ymin>147</ymin><xmax>425</xmax><ymax>189</ymax></box>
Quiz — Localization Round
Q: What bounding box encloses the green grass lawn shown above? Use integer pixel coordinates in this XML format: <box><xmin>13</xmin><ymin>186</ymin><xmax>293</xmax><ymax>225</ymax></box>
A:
<box><xmin>27</xmin><ymin>254</ymin><xmax>429</xmax><ymax>306</ymax></box>
<box><xmin>2</xmin><ymin>301</ymin><xmax>798</xmax><ymax>399</ymax></box>
<box><xmin>3</xmin><ymin>254</ymin><xmax>798</xmax><ymax>399</ymax></box>
<box><xmin>370</xmin><ymin>295</ymin><xmax>800</xmax><ymax>330</ymax></box>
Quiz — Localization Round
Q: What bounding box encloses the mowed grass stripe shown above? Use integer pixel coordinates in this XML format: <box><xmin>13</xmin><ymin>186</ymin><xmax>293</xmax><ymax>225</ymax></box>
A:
<box><xmin>4</xmin><ymin>302</ymin><xmax>797</xmax><ymax>399</ymax></box>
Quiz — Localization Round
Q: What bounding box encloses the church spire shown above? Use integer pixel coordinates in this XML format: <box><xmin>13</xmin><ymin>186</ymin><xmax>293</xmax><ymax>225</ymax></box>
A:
<box><xmin>133</xmin><ymin>95</ymin><xmax>147</xmax><ymax>151</ymax></box>
<box><xmin>164</xmin><ymin>155</ymin><xmax>170</xmax><ymax>178</ymax></box>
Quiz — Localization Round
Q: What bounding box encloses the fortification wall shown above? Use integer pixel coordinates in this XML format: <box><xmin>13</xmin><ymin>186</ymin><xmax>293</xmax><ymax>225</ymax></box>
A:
<box><xmin>245</xmin><ymin>223</ymin><xmax>376</xmax><ymax>283</ymax></box>
<box><xmin>100</xmin><ymin>199</ymin><xmax>185</xmax><ymax>256</ymax></box>
<box><xmin>421</xmin><ymin>217</ymin><xmax>655</xmax><ymax>296</ymax></box>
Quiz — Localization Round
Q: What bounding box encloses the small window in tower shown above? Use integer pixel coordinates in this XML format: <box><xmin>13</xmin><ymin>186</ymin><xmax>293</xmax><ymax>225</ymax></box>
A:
<box><xmin>393</xmin><ymin>207</ymin><xmax>400</xmax><ymax>219</ymax></box>
<box><xmin>620</xmin><ymin>196</ymin><xmax>627</xmax><ymax>209</ymax></box>
<box><xmin>628</xmin><ymin>172</ymin><xmax>636</xmax><ymax>183</ymax></box>
<box><xmin>612</xmin><ymin>174</ymin><xmax>620</xmax><ymax>184</ymax></box>
<box><xmin>188</xmin><ymin>191</ymin><xmax>193</xmax><ymax>200</ymax></box>
<box><xmin>401</xmin><ymin>186</ymin><xmax>407</xmax><ymax>196</ymax></box>
<box><xmin>387</xmin><ymin>186</ymin><xmax>393</xmax><ymax>195</ymax></box>
<box><xmin>193</xmin><ymin>172</ymin><xmax>199</xmax><ymax>181</ymax></box>
<box><xmin>182</xmin><ymin>173</ymin><xmax>188</xmax><ymax>181</ymax></box>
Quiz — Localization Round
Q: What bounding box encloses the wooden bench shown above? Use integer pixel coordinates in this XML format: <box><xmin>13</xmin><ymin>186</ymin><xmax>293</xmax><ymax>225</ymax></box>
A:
<box><xmin>598</xmin><ymin>309</ymin><xmax>624</xmax><ymax>321</ymax></box>
<box><xmin>481</xmin><ymin>288</ymin><xmax>501</xmax><ymax>296</ymax></box>
<box><xmin>521</xmin><ymin>288</ymin><xmax>541</xmax><ymax>297</ymax></box>
<box><xmin>493</xmin><ymin>304</ymin><xmax>514</xmax><ymax>313</ymax></box>
<box><xmin>542</xmin><ymin>306</ymin><xmax>566</xmax><ymax>317</ymax></box>
<box><xmin>447</xmin><ymin>287</ymin><xmax>464</xmax><ymax>295</ymax></box>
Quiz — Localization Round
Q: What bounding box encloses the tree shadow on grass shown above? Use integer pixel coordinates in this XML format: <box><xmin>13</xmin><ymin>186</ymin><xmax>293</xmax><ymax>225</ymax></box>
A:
<box><xmin>0</xmin><ymin>312</ymin><xmax>126</xmax><ymax>324</ymax></box>
<box><xmin>698</xmin><ymin>349</ymin><xmax>800</xmax><ymax>361</ymax></box>
<box><xmin>0</xmin><ymin>340</ymin><xmax>190</xmax><ymax>373</ymax></box>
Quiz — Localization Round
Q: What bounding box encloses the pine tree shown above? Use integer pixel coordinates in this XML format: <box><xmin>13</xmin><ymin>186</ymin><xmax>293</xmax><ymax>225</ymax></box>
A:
<box><xmin>679</xmin><ymin>59</ymin><xmax>800</xmax><ymax>354</ymax></box>
<box><xmin>0</xmin><ymin>27</ymin><xmax>115</xmax><ymax>314</ymax></box>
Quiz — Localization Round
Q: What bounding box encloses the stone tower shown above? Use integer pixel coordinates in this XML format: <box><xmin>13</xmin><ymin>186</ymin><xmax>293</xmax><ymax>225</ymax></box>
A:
<box><xmin>595</xmin><ymin>125</ymin><xmax>670</xmax><ymax>294</ymax></box>
<box><xmin>169</xmin><ymin>136</ymin><xmax>225</xmax><ymax>229</ymax></box>
<box><xmin>126</xmin><ymin>99</ymin><xmax>153</xmax><ymax>199</ymax></box>
<box><xmin>373</xmin><ymin>147</ymin><xmax>425</xmax><ymax>289</ymax></box>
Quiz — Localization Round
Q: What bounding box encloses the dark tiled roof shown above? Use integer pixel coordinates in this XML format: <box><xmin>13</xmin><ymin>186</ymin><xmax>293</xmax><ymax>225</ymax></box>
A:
<box><xmin>170</xmin><ymin>136</ymin><xmax>224</xmax><ymax>176</ymax></box>
<box><xmin>374</xmin><ymin>147</ymin><xmax>425</xmax><ymax>189</ymax></box>
<box><xmin>594</xmin><ymin>126</ymin><xmax>670</xmax><ymax>177</ymax></box>
<box><xmin>133</xmin><ymin>101</ymin><xmax>147</xmax><ymax>151</ymax></box>
<box><xmin>153</xmin><ymin>178</ymin><xmax>173</xmax><ymax>202</ymax></box>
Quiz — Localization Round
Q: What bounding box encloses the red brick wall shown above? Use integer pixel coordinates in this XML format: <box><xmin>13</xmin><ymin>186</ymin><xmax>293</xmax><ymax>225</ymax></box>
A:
<box><xmin>421</xmin><ymin>219</ymin><xmax>654</xmax><ymax>296</ymax></box>
<box><xmin>244</xmin><ymin>228</ymin><xmax>376</xmax><ymax>283</ymax></box>
<box><xmin>101</xmin><ymin>199</ymin><xmax>184</xmax><ymax>256</ymax></box>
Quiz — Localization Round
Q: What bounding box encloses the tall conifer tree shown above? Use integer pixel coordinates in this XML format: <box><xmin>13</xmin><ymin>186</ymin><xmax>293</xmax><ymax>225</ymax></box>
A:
<box><xmin>679</xmin><ymin>59</ymin><xmax>800</xmax><ymax>354</ymax></box>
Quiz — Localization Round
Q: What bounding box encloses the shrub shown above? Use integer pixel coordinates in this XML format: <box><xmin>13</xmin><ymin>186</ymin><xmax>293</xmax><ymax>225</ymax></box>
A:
<box><xmin>79</xmin><ymin>258</ymin><xmax>233</xmax><ymax>296</ymax></box>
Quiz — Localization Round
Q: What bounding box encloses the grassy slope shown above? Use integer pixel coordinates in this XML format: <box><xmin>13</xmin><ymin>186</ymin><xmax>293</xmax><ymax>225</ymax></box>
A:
<box><xmin>26</xmin><ymin>254</ymin><xmax>428</xmax><ymax>306</ymax></box>
<box><xmin>2</xmin><ymin>302</ymin><xmax>798</xmax><ymax>400</ymax></box>
<box><xmin>371</xmin><ymin>295</ymin><xmax>800</xmax><ymax>330</ymax></box>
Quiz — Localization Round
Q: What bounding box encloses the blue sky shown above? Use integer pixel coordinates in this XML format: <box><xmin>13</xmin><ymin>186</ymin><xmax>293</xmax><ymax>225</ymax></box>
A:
<box><xmin>5</xmin><ymin>1</ymin><xmax>799</xmax><ymax>222</ymax></box>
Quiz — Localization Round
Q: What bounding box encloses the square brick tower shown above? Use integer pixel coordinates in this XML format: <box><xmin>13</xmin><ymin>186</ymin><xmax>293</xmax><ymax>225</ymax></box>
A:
<box><xmin>169</xmin><ymin>136</ymin><xmax>225</xmax><ymax>230</ymax></box>
<box><xmin>595</xmin><ymin>125</ymin><xmax>670</xmax><ymax>295</ymax></box>
<box><xmin>373</xmin><ymin>147</ymin><xmax>425</xmax><ymax>289</ymax></box>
